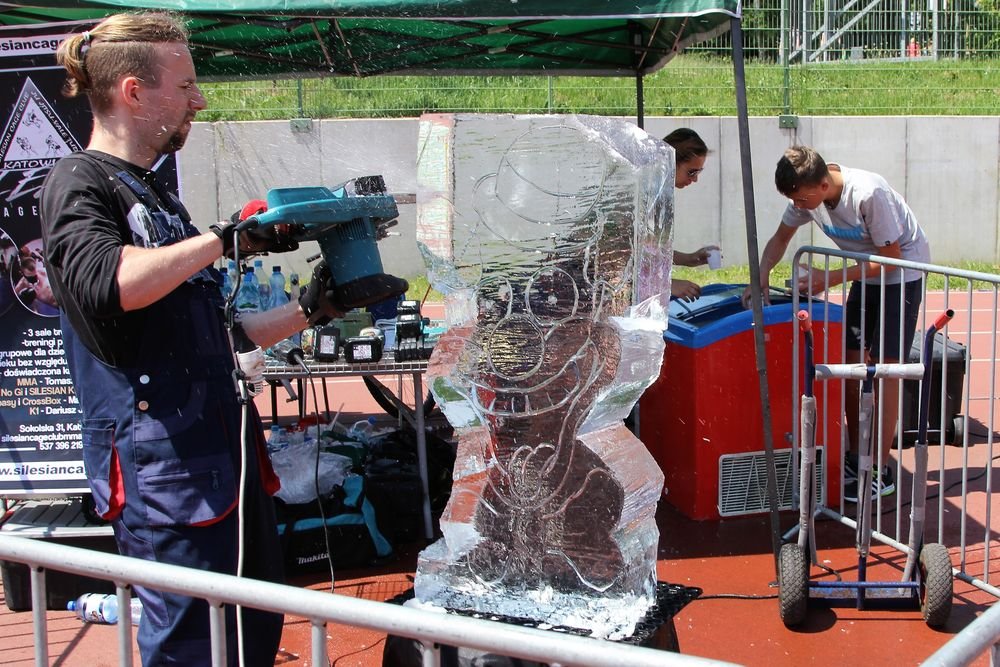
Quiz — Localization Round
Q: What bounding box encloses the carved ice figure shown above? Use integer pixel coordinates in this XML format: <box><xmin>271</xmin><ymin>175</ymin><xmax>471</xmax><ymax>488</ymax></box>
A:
<box><xmin>414</xmin><ymin>114</ymin><xmax>674</xmax><ymax>639</ymax></box>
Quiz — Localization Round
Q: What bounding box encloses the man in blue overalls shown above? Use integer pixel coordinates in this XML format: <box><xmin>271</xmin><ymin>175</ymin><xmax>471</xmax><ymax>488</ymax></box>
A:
<box><xmin>39</xmin><ymin>12</ymin><xmax>343</xmax><ymax>666</ymax></box>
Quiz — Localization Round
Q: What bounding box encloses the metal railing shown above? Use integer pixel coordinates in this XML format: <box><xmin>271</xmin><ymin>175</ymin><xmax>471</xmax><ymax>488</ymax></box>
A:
<box><xmin>787</xmin><ymin>246</ymin><xmax>1000</xmax><ymax>658</ymax></box>
<box><xmin>924</xmin><ymin>597</ymin><xmax>1000</xmax><ymax>666</ymax></box>
<box><xmin>0</xmin><ymin>534</ymin><xmax>739</xmax><ymax>667</ymax></box>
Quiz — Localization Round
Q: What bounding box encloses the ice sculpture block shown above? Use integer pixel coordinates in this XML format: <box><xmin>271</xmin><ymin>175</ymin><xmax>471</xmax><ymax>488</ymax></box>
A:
<box><xmin>414</xmin><ymin>114</ymin><xmax>675</xmax><ymax>639</ymax></box>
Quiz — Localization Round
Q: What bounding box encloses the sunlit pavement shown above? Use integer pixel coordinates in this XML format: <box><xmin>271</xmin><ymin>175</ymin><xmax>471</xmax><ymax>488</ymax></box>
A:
<box><xmin>1</xmin><ymin>294</ymin><xmax>997</xmax><ymax>666</ymax></box>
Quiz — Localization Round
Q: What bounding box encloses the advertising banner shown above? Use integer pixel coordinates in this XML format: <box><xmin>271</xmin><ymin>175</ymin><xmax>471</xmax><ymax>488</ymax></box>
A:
<box><xmin>0</xmin><ymin>21</ymin><xmax>177</xmax><ymax>495</ymax></box>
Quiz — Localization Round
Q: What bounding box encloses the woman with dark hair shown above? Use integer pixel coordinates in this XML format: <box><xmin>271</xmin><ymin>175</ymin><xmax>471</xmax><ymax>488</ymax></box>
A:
<box><xmin>664</xmin><ymin>128</ymin><xmax>719</xmax><ymax>301</ymax></box>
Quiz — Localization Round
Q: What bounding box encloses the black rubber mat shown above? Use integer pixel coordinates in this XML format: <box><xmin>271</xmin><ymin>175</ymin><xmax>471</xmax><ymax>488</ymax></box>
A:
<box><xmin>382</xmin><ymin>581</ymin><xmax>703</xmax><ymax>666</ymax></box>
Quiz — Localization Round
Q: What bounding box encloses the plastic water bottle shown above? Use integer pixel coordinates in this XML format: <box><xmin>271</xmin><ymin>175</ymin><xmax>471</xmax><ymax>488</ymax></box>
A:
<box><xmin>267</xmin><ymin>424</ymin><xmax>288</xmax><ymax>453</ymax></box>
<box><xmin>348</xmin><ymin>416</ymin><xmax>377</xmax><ymax>444</ymax></box>
<box><xmin>254</xmin><ymin>259</ymin><xmax>270</xmax><ymax>310</ymax></box>
<box><xmin>268</xmin><ymin>266</ymin><xmax>288</xmax><ymax>310</ymax></box>
<box><xmin>219</xmin><ymin>266</ymin><xmax>232</xmax><ymax>301</ymax></box>
<box><xmin>67</xmin><ymin>593</ymin><xmax>143</xmax><ymax>625</ymax></box>
<box><xmin>236</xmin><ymin>268</ymin><xmax>260</xmax><ymax>313</ymax></box>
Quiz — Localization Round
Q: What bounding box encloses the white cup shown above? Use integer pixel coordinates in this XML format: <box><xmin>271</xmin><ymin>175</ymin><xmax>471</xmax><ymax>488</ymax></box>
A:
<box><xmin>706</xmin><ymin>248</ymin><xmax>722</xmax><ymax>270</ymax></box>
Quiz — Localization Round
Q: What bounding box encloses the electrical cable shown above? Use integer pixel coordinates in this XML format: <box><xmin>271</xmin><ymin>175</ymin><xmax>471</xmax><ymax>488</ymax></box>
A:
<box><xmin>276</xmin><ymin>336</ymin><xmax>342</xmax><ymax>593</ymax></box>
<box><xmin>419</xmin><ymin>283</ymin><xmax>432</xmax><ymax>310</ymax></box>
<box><xmin>224</xmin><ymin>239</ymin><xmax>252</xmax><ymax>667</ymax></box>
<box><xmin>882</xmin><ymin>451</ymin><xmax>1000</xmax><ymax>516</ymax></box>
<box><xmin>315</xmin><ymin>401</ymin><xmax>346</xmax><ymax>593</ymax></box>
<box><xmin>236</xmin><ymin>381</ymin><xmax>250</xmax><ymax>667</ymax></box>
<box><xmin>693</xmin><ymin>593</ymin><xmax>779</xmax><ymax>601</ymax></box>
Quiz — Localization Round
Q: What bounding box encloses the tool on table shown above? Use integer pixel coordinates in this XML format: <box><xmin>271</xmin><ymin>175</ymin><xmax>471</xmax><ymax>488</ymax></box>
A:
<box><xmin>241</xmin><ymin>175</ymin><xmax>408</xmax><ymax>310</ymax></box>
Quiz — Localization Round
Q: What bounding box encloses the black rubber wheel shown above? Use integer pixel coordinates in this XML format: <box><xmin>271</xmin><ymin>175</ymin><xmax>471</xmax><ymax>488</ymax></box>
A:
<box><xmin>948</xmin><ymin>415</ymin><xmax>964</xmax><ymax>446</ymax></box>
<box><xmin>778</xmin><ymin>543</ymin><xmax>809</xmax><ymax>627</ymax></box>
<box><xmin>363</xmin><ymin>375</ymin><xmax>437</xmax><ymax>420</ymax></box>
<box><xmin>919</xmin><ymin>543</ymin><xmax>954</xmax><ymax>627</ymax></box>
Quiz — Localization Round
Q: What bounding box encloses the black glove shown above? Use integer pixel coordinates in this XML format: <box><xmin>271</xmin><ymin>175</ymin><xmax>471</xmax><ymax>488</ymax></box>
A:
<box><xmin>298</xmin><ymin>261</ymin><xmax>342</xmax><ymax>326</ymax></box>
<box><xmin>241</xmin><ymin>222</ymin><xmax>299</xmax><ymax>255</ymax></box>
<box><xmin>227</xmin><ymin>204</ymin><xmax>299</xmax><ymax>255</ymax></box>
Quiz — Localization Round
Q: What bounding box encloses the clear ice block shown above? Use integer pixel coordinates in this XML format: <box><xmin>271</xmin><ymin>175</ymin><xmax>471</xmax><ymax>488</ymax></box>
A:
<box><xmin>414</xmin><ymin>114</ymin><xmax>674</xmax><ymax>639</ymax></box>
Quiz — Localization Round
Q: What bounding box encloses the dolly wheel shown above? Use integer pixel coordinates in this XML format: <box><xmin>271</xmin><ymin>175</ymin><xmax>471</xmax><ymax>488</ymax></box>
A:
<box><xmin>948</xmin><ymin>416</ymin><xmax>965</xmax><ymax>446</ymax></box>
<box><xmin>778</xmin><ymin>543</ymin><xmax>809</xmax><ymax>626</ymax></box>
<box><xmin>920</xmin><ymin>543</ymin><xmax>954</xmax><ymax>627</ymax></box>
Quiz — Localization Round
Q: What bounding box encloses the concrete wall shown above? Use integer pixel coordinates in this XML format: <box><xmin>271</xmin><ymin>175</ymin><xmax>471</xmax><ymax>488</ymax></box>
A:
<box><xmin>177</xmin><ymin>116</ymin><xmax>1000</xmax><ymax>280</ymax></box>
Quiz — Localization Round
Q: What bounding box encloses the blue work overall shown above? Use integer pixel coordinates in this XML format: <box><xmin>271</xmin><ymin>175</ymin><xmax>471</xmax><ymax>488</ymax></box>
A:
<box><xmin>61</xmin><ymin>169</ymin><xmax>284</xmax><ymax>666</ymax></box>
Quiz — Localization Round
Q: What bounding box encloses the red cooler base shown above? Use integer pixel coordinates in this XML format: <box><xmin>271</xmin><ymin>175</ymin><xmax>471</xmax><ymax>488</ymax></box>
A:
<box><xmin>639</xmin><ymin>286</ymin><xmax>844</xmax><ymax>521</ymax></box>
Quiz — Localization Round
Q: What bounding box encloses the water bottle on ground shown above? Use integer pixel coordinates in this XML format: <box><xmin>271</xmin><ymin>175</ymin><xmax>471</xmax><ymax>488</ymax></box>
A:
<box><xmin>237</xmin><ymin>268</ymin><xmax>261</xmax><ymax>313</ymax></box>
<box><xmin>268</xmin><ymin>266</ymin><xmax>288</xmax><ymax>310</ymax></box>
<box><xmin>254</xmin><ymin>259</ymin><xmax>270</xmax><ymax>310</ymax></box>
<box><xmin>348</xmin><ymin>416</ymin><xmax>377</xmax><ymax>444</ymax></box>
<box><xmin>268</xmin><ymin>424</ymin><xmax>289</xmax><ymax>453</ymax></box>
<box><xmin>67</xmin><ymin>593</ymin><xmax>143</xmax><ymax>625</ymax></box>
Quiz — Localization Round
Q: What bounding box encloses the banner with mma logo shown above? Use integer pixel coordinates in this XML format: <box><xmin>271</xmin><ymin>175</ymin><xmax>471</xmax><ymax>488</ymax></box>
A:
<box><xmin>0</xmin><ymin>21</ymin><xmax>178</xmax><ymax>494</ymax></box>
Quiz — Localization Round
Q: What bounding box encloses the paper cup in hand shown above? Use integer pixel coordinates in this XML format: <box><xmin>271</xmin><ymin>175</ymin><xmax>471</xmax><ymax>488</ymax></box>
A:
<box><xmin>707</xmin><ymin>248</ymin><xmax>722</xmax><ymax>270</ymax></box>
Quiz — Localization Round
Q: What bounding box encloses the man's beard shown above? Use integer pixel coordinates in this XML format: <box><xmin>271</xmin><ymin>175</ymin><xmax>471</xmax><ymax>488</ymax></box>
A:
<box><xmin>161</xmin><ymin>128</ymin><xmax>187</xmax><ymax>154</ymax></box>
<box><xmin>158</xmin><ymin>117</ymin><xmax>192</xmax><ymax>154</ymax></box>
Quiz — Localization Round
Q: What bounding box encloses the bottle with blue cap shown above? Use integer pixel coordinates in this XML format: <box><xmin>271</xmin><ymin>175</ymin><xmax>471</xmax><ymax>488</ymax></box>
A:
<box><xmin>267</xmin><ymin>424</ymin><xmax>289</xmax><ymax>453</ymax></box>
<box><xmin>218</xmin><ymin>265</ymin><xmax>232</xmax><ymax>301</ymax></box>
<box><xmin>348</xmin><ymin>416</ymin><xmax>377</xmax><ymax>444</ymax></box>
<box><xmin>237</xmin><ymin>267</ymin><xmax>260</xmax><ymax>313</ymax></box>
<box><xmin>68</xmin><ymin>593</ymin><xmax>143</xmax><ymax>625</ymax></box>
<box><xmin>268</xmin><ymin>266</ymin><xmax>289</xmax><ymax>310</ymax></box>
<box><xmin>254</xmin><ymin>259</ymin><xmax>270</xmax><ymax>310</ymax></box>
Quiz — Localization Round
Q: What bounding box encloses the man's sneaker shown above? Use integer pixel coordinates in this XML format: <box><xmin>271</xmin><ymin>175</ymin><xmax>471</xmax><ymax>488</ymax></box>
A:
<box><xmin>844</xmin><ymin>456</ymin><xmax>859</xmax><ymax>482</ymax></box>
<box><xmin>843</xmin><ymin>463</ymin><xmax>895</xmax><ymax>503</ymax></box>
<box><xmin>877</xmin><ymin>465</ymin><xmax>896</xmax><ymax>498</ymax></box>
<box><xmin>843</xmin><ymin>456</ymin><xmax>860</xmax><ymax>502</ymax></box>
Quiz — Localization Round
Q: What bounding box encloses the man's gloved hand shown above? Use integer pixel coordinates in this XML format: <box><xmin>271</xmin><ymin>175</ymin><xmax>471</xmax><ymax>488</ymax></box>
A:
<box><xmin>229</xmin><ymin>200</ymin><xmax>299</xmax><ymax>255</ymax></box>
<box><xmin>298</xmin><ymin>261</ymin><xmax>343</xmax><ymax>326</ymax></box>
<box><xmin>211</xmin><ymin>200</ymin><xmax>298</xmax><ymax>258</ymax></box>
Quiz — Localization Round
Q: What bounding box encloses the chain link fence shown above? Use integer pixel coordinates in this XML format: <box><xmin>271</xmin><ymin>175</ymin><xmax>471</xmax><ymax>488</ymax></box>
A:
<box><xmin>200</xmin><ymin>1</ymin><xmax>1000</xmax><ymax>120</ymax></box>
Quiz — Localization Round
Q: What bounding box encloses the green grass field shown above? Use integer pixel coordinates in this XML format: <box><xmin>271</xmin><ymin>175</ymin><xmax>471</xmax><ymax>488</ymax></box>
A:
<box><xmin>200</xmin><ymin>54</ymin><xmax>1000</xmax><ymax>120</ymax></box>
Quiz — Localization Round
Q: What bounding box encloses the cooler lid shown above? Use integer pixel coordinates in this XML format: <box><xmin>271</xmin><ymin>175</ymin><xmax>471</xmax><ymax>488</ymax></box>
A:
<box><xmin>665</xmin><ymin>283</ymin><xmax>843</xmax><ymax>349</ymax></box>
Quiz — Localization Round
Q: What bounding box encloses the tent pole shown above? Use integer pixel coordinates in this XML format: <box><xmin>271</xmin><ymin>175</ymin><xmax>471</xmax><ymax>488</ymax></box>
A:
<box><xmin>635</xmin><ymin>70</ymin><xmax>644</xmax><ymax>129</ymax></box>
<box><xmin>731</xmin><ymin>16</ymin><xmax>783</xmax><ymax>575</ymax></box>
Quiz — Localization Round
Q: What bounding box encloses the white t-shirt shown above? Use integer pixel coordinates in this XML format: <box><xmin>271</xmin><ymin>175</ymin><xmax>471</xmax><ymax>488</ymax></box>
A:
<box><xmin>781</xmin><ymin>165</ymin><xmax>930</xmax><ymax>283</ymax></box>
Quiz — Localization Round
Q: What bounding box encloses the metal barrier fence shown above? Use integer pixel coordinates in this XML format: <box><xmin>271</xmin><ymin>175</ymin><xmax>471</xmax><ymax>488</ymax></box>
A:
<box><xmin>0</xmin><ymin>535</ymin><xmax>739</xmax><ymax>667</ymax></box>
<box><xmin>197</xmin><ymin>1</ymin><xmax>1000</xmax><ymax>120</ymax></box>
<box><xmin>924</xmin><ymin>596</ymin><xmax>1000</xmax><ymax>666</ymax></box>
<box><xmin>786</xmin><ymin>246</ymin><xmax>1000</xmax><ymax>656</ymax></box>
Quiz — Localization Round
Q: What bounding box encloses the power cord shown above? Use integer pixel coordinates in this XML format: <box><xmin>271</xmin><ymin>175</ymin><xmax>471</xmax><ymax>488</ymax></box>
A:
<box><xmin>694</xmin><ymin>593</ymin><xmax>779</xmax><ymax>601</ymax></box>
<box><xmin>312</xmin><ymin>395</ymin><xmax>344</xmax><ymax>593</ymax></box>
<box><xmin>224</xmin><ymin>243</ymin><xmax>251</xmax><ymax>667</ymax></box>
<box><xmin>270</xmin><ymin>342</ymin><xmax>342</xmax><ymax>591</ymax></box>
<box><xmin>882</xmin><ymin>450</ymin><xmax>1000</xmax><ymax>515</ymax></box>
